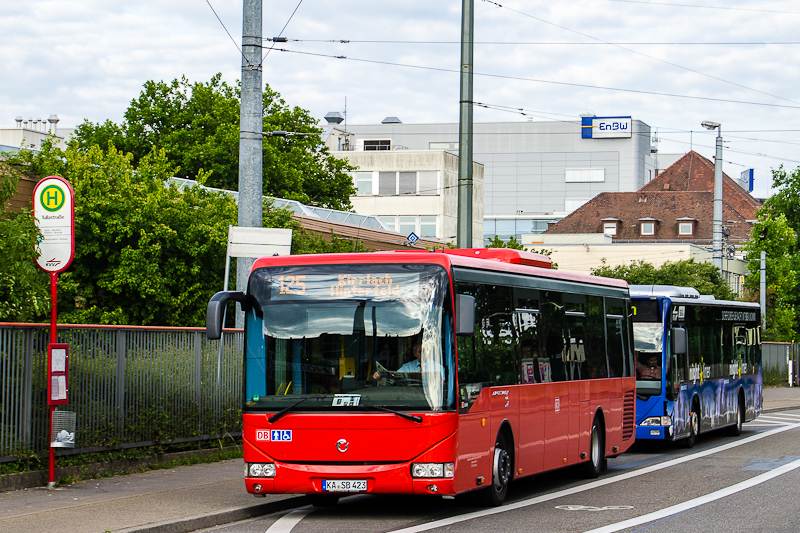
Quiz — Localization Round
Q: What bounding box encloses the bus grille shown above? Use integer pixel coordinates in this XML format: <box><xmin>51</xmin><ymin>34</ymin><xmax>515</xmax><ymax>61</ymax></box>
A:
<box><xmin>622</xmin><ymin>390</ymin><xmax>635</xmax><ymax>441</ymax></box>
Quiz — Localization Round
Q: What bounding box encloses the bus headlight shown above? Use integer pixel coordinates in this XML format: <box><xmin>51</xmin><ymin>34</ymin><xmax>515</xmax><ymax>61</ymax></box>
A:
<box><xmin>412</xmin><ymin>463</ymin><xmax>454</xmax><ymax>478</ymax></box>
<box><xmin>246</xmin><ymin>462</ymin><xmax>276</xmax><ymax>477</ymax></box>
<box><xmin>640</xmin><ymin>416</ymin><xmax>672</xmax><ymax>426</ymax></box>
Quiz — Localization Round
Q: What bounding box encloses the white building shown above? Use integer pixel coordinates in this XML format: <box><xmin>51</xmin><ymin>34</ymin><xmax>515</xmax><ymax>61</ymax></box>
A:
<box><xmin>331</xmin><ymin>149</ymin><xmax>484</xmax><ymax>248</ymax></box>
<box><xmin>323</xmin><ymin>113</ymin><xmax>653</xmax><ymax>244</ymax></box>
<box><xmin>0</xmin><ymin>116</ymin><xmax>69</xmax><ymax>153</ymax></box>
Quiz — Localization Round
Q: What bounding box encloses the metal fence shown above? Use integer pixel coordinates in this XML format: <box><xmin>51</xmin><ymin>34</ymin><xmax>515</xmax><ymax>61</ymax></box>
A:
<box><xmin>0</xmin><ymin>323</ymin><xmax>243</xmax><ymax>459</ymax></box>
<box><xmin>762</xmin><ymin>341</ymin><xmax>799</xmax><ymax>385</ymax></box>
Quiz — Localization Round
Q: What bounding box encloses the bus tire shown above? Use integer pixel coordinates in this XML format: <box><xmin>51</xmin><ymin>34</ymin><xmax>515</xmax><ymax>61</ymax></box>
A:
<box><xmin>308</xmin><ymin>494</ymin><xmax>340</xmax><ymax>507</ymax></box>
<box><xmin>481</xmin><ymin>432</ymin><xmax>512</xmax><ymax>506</ymax></box>
<box><xmin>728</xmin><ymin>392</ymin><xmax>745</xmax><ymax>437</ymax></box>
<box><xmin>683</xmin><ymin>403</ymin><xmax>700</xmax><ymax>448</ymax></box>
<box><xmin>583</xmin><ymin>417</ymin><xmax>605</xmax><ymax>479</ymax></box>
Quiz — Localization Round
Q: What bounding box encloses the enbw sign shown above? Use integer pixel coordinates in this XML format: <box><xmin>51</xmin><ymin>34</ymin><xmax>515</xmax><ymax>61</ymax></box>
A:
<box><xmin>581</xmin><ymin>116</ymin><xmax>632</xmax><ymax>139</ymax></box>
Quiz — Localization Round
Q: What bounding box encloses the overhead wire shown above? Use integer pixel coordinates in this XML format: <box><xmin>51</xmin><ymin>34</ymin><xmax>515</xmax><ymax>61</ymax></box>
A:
<box><xmin>261</xmin><ymin>0</ymin><xmax>303</xmax><ymax>65</ymax></box>
<box><xmin>481</xmin><ymin>0</ymin><xmax>800</xmax><ymax>105</ymax></box>
<box><xmin>606</xmin><ymin>0</ymin><xmax>800</xmax><ymax>15</ymax></box>
<box><xmin>270</xmin><ymin>47</ymin><xmax>800</xmax><ymax>110</ymax></box>
<box><xmin>203</xmin><ymin>0</ymin><xmax>249</xmax><ymax>65</ymax></box>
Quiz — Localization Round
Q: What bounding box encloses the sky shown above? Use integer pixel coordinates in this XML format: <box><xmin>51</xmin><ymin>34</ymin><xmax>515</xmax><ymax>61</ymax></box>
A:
<box><xmin>3</xmin><ymin>0</ymin><xmax>800</xmax><ymax>199</ymax></box>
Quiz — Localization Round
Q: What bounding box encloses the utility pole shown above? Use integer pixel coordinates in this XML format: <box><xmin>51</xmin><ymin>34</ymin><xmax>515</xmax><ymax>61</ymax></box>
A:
<box><xmin>457</xmin><ymin>0</ymin><xmax>474</xmax><ymax>249</ymax></box>
<box><xmin>237</xmin><ymin>0</ymin><xmax>263</xmax><ymax>326</ymax></box>
<box><xmin>760</xmin><ymin>250</ymin><xmax>767</xmax><ymax>331</ymax></box>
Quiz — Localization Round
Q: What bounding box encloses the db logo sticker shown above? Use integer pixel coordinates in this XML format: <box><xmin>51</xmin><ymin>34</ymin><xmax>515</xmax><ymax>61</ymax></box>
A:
<box><xmin>555</xmin><ymin>397</ymin><xmax>561</xmax><ymax>413</ymax></box>
<box><xmin>256</xmin><ymin>430</ymin><xmax>270</xmax><ymax>441</ymax></box>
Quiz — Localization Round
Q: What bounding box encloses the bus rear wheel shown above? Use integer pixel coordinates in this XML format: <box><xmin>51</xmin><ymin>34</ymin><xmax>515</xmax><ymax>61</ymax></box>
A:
<box><xmin>481</xmin><ymin>432</ymin><xmax>511</xmax><ymax>506</ymax></box>
<box><xmin>583</xmin><ymin>417</ymin><xmax>605</xmax><ymax>479</ymax></box>
<box><xmin>728</xmin><ymin>393</ymin><xmax>744</xmax><ymax>436</ymax></box>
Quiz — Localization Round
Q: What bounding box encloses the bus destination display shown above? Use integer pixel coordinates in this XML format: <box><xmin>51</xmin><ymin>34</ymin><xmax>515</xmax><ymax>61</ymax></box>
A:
<box><xmin>270</xmin><ymin>273</ymin><xmax>420</xmax><ymax>300</ymax></box>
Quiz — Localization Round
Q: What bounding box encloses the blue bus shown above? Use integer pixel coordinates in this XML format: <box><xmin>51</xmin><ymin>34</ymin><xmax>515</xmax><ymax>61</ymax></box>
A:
<box><xmin>630</xmin><ymin>285</ymin><xmax>762</xmax><ymax>447</ymax></box>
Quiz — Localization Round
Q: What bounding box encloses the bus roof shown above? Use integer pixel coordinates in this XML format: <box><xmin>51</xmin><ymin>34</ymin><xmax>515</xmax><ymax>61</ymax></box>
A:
<box><xmin>251</xmin><ymin>249</ymin><xmax>630</xmax><ymax>291</ymax></box>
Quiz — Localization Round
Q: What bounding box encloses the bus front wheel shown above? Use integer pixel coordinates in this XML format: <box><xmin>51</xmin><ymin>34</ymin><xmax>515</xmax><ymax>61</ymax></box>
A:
<box><xmin>583</xmin><ymin>417</ymin><xmax>605</xmax><ymax>479</ymax></box>
<box><xmin>683</xmin><ymin>405</ymin><xmax>700</xmax><ymax>448</ymax></box>
<box><xmin>482</xmin><ymin>432</ymin><xmax>511</xmax><ymax>506</ymax></box>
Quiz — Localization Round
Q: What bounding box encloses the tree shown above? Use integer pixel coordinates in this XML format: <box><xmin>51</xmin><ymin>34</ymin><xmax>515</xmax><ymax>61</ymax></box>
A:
<box><xmin>486</xmin><ymin>235</ymin><xmax>557</xmax><ymax>268</ymax></box>
<box><xmin>73</xmin><ymin>74</ymin><xmax>355</xmax><ymax>210</ymax></box>
<box><xmin>0</xmin><ymin>161</ymin><xmax>50</xmax><ymax>322</ymax></box>
<box><xmin>763</xmin><ymin>165</ymin><xmax>800</xmax><ymax>247</ymax></box>
<box><xmin>9</xmin><ymin>142</ymin><xmax>238</xmax><ymax>326</ymax></box>
<box><xmin>741</xmin><ymin>211</ymin><xmax>797</xmax><ymax>341</ymax></box>
<box><xmin>591</xmin><ymin>259</ymin><xmax>735</xmax><ymax>301</ymax></box>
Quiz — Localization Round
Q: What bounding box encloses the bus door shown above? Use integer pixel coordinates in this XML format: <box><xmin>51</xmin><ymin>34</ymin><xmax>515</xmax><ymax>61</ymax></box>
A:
<box><xmin>515</xmin><ymin>309</ymin><xmax>544</xmax><ymax>475</ymax></box>
<box><xmin>542</xmin><ymin>330</ymin><xmax>571</xmax><ymax>470</ymax></box>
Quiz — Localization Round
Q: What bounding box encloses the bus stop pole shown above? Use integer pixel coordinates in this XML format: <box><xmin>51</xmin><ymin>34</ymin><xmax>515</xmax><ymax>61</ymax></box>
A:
<box><xmin>48</xmin><ymin>272</ymin><xmax>57</xmax><ymax>488</ymax></box>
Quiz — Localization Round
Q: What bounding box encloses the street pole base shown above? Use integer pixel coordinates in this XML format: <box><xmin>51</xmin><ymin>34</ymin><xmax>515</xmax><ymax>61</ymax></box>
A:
<box><xmin>47</xmin><ymin>481</ymin><xmax>57</xmax><ymax>489</ymax></box>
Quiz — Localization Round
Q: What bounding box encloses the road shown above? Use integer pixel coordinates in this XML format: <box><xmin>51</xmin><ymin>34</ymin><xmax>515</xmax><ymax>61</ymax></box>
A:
<box><xmin>198</xmin><ymin>409</ymin><xmax>800</xmax><ymax>533</ymax></box>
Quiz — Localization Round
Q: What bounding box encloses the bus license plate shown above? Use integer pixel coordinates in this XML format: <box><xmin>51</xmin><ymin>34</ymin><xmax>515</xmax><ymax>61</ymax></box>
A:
<box><xmin>322</xmin><ymin>479</ymin><xmax>367</xmax><ymax>492</ymax></box>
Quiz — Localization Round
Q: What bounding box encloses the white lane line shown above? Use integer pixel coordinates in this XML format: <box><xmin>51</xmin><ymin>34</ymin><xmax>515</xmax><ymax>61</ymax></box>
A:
<box><xmin>265</xmin><ymin>510</ymin><xmax>313</xmax><ymax>533</ymax></box>
<box><xmin>762</xmin><ymin>412</ymin><xmax>800</xmax><ymax>419</ymax></box>
<box><xmin>761</xmin><ymin>414</ymin><xmax>800</xmax><ymax>421</ymax></box>
<box><xmin>582</xmin><ymin>457</ymin><xmax>800</xmax><ymax>533</ymax></box>
<box><xmin>387</xmin><ymin>421</ymin><xmax>800</xmax><ymax>533</ymax></box>
<box><xmin>748</xmin><ymin>419</ymin><xmax>791</xmax><ymax>425</ymax></box>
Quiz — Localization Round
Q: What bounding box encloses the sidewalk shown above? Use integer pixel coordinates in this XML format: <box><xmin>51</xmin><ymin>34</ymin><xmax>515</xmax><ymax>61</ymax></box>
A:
<box><xmin>2</xmin><ymin>387</ymin><xmax>799</xmax><ymax>533</ymax></box>
<box><xmin>762</xmin><ymin>385</ymin><xmax>800</xmax><ymax>413</ymax></box>
<box><xmin>0</xmin><ymin>459</ymin><xmax>309</xmax><ymax>533</ymax></box>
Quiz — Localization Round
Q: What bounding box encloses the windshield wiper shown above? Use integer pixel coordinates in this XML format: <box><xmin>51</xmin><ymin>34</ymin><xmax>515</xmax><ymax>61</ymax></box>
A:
<box><xmin>268</xmin><ymin>395</ymin><xmax>329</xmax><ymax>423</ymax></box>
<box><xmin>365</xmin><ymin>405</ymin><xmax>423</xmax><ymax>423</ymax></box>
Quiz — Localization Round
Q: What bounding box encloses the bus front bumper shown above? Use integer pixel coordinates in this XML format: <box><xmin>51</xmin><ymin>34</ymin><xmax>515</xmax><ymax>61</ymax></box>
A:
<box><xmin>245</xmin><ymin>462</ymin><xmax>457</xmax><ymax>496</ymax></box>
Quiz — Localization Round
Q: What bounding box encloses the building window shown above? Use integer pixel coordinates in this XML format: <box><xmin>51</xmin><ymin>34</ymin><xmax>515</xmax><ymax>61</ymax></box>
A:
<box><xmin>603</xmin><ymin>222</ymin><xmax>617</xmax><ymax>236</ymax></box>
<box><xmin>679</xmin><ymin>222</ymin><xmax>693</xmax><ymax>235</ymax></box>
<box><xmin>420</xmin><ymin>216</ymin><xmax>437</xmax><ymax>238</ymax></box>
<box><xmin>565</xmin><ymin>168</ymin><xmax>605</xmax><ymax>182</ymax></box>
<box><xmin>398</xmin><ymin>216</ymin><xmax>416</xmax><ymax>236</ymax></box>
<box><xmin>379</xmin><ymin>172</ymin><xmax>396</xmax><ymax>196</ymax></box>
<box><xmin>364</xmin><ymin>140</ymin><xmax>391</xmax><ymax>151</ymax></box>
<box><xmin>354</xmin><ymin>172</ymin><xmax>373</xmax><ymax>195</ymax></box>
<box><xmin>398</xmin><ymin>172</ymin><xmax>416</xmax><ymax>195</ymax></box>
<box><xmin>379</xmin><ymin>216</ymin><xmax>396</xmax><ymax>231</ymax></box>
<box><xmin>418</xmin><ymin>171</ymin><xmax>438</xmax><ymax>195</ymax></box>
<box><xmin>641</xmin><ymin>222</ymin><xmax>655</xmax><ymax>236</ymax></box>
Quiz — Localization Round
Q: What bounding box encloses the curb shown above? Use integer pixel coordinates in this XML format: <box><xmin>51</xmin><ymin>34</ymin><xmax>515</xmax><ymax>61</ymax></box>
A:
<box><xmin>114</xmin><ymin>495</ymin><xmax>310</xmax><ymax>533</ymax></box>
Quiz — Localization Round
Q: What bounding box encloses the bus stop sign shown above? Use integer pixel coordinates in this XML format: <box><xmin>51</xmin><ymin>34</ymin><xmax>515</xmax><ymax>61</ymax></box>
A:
<box><xmin>32</xmin><ymin>176</ymin><xmax>75</xmax><ymax>274</ymax></box>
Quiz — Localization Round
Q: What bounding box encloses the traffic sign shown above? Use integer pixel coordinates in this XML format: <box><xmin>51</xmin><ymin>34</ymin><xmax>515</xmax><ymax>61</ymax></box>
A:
<box><xmin>32</xmin><ymin>176</ymin><xmax>75</xmax><ymax>273</ymax></box>
<box><xmin>407</xmin><ymin>232</ymin><xmax>419</xmax><ymax>244</ymax></box>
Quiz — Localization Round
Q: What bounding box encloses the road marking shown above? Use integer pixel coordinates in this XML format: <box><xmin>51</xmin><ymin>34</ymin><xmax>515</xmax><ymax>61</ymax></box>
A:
<box><xmin>265</xmin><ymin>510</ymin><xmax>313</xmax><ymax>533</ymax></box>
<box><xmin>386</xmin><ymin>421</ymin><xmax>800</xmax><ymax>533</ymax></box>
<box><xmin>556</xmin><ymin>505</ymin><xmax>634</xmax><ymax>512</ymax></box>
<box><xmin>760</xmin><ymin>414</ymin><xmax>800</xmax><ymax>422</ymax></box>
<box><xmin>582</xmin><ymin>457</ymin><xmax>800</xmax><ymax>533</ymax></box>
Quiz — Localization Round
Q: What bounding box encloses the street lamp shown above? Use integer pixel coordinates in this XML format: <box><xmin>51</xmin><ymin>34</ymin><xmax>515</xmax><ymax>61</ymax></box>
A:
<box><xmin>702</xmin><ymin>121</ymin><xmax>723</xmax><ymax>273</ymax></box>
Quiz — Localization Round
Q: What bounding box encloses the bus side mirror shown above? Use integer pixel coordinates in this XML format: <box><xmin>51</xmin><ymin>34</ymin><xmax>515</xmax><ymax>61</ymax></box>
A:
<box><xmin>672</xmin><ymin>327</ymin><xmax>687</xmax><ymax>355</ymax></box>
<box><xmin>206</xmin><ymin>291</ymin><xmax>246</xmax><ymax>340</ymax></box>
<box><xmin>455</xmin><ymin>294</ymin><xmax>475</xmax><ymax>336</ymax></box>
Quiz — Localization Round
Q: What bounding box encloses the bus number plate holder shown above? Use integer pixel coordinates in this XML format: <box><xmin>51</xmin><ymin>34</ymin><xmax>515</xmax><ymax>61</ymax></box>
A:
<box><xmin>322</xmin><ymin>479</ymin><xmax>367</xmax><ymax>492</ymax></box>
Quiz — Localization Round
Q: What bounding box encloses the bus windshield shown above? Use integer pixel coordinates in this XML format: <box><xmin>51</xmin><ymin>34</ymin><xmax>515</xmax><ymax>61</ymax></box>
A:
<box><xmin>633</xmin><ymin>323</ymin><xmax>663</xmax><ymax>394</ymax></box>
<box><xmin>242</xmin><ymin>264</ymin><xmax>455</xmax><ymax>413</ymax></box>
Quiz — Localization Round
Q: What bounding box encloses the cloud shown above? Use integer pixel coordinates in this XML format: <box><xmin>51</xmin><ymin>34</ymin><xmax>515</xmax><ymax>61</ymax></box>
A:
<box><xmin>3</xmin><ymin>0</ymin><xmax>798</xmax><ymax>196</ymax></box>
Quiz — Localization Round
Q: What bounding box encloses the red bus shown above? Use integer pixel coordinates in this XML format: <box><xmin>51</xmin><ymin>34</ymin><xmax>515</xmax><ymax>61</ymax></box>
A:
<box><xmin>206</xmin><ymin>248</ymin><xmax>636</xmax><ymax>506</ymax></box>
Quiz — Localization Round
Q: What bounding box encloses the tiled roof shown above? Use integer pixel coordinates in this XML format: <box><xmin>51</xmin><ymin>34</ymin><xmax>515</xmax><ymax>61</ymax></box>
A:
<box><xmin>544</xmin><ymin>151</ymin><xmax>761</xmax><ymax>244</ymax></box>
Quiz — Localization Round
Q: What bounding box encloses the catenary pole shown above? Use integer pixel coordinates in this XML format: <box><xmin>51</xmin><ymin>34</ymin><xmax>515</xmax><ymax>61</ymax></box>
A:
<box><xmin>712</xmin><ymin>127</ymin><xmax>723</xmax><ymax>271</ymax></box>
<box><xmin>457</xmin><ymin>0</ymin><xmax>474</xmax><ymax>249</ymax></box>
<box><xmin>237</xmin><ymin>0</ymin><xmax>263</xmax><ymax>327</ymax></box>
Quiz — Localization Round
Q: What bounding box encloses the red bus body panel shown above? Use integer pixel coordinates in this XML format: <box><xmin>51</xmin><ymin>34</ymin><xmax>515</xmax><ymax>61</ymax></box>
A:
<box><xmin>242</xmin><ymin>250</ymin><xmax>635</xmax><ymax>497</ymax></box>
